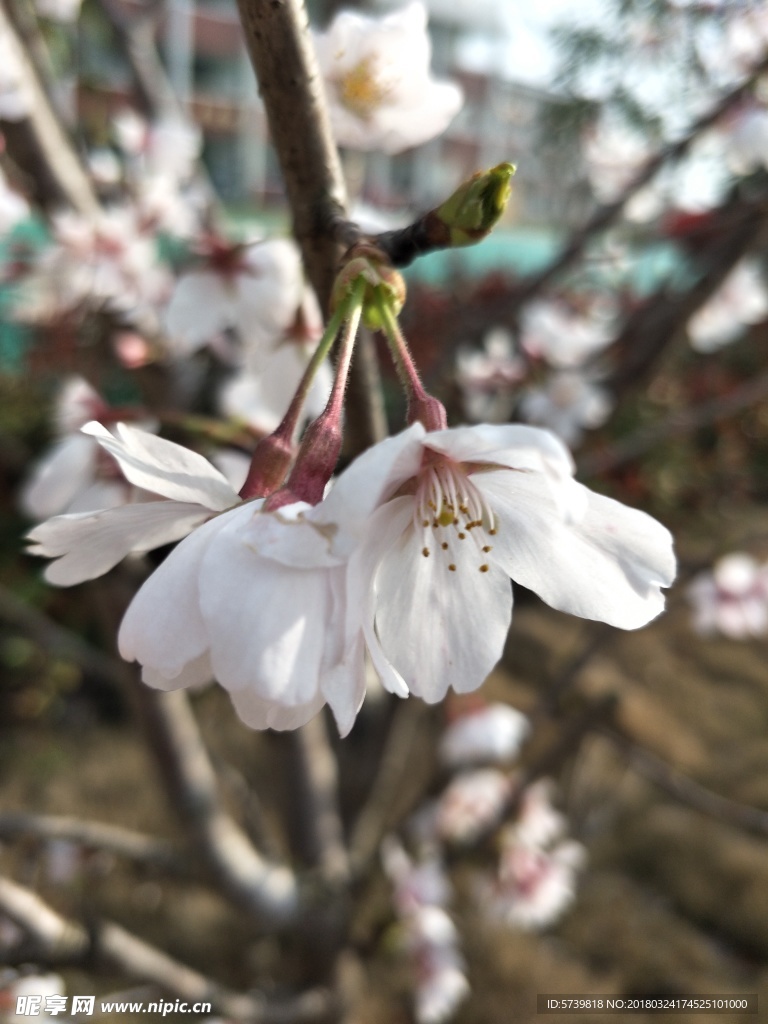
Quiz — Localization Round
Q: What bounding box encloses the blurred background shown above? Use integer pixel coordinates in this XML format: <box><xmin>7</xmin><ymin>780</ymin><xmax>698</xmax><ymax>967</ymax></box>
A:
<box><xmin>1</xmin><ymin>0</ymin><xmax>768</xmax><ymax>1022</ymax></box>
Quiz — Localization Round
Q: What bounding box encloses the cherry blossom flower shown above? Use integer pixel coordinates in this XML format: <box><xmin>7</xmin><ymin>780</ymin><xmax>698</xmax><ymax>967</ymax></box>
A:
<box><xmin>313</xmin><ymin>1</ymin><xmax>463</xmax><ymax>154</ymax></box>
<box><xmin>519</xmin><ymin>370</ymin><xmax>613</xmax><ymax>446</ymax></box>
<box><xmin>0</xmin><ymin>21</ymin><xmax>33</xmax><ymax>121</ymax></box>
<box><xmin>439</xmin><ymin>702</ymin><xmax>529</xmax><ymax>768</ymax></box>
<box><xmin>581</xmin><ymin>122</ymin><xmax>650</xmax><ymax>204</ymax></box>
<box><xmin>482</xmin><ymin>829</ymin><xmax>586</xmax><ymax>931</ymax></box>
<box><xmin>435</xmin><ymin>768</ymin><xmax>511</xmax><ymax>843</ymax></box>
<box><xmin>15</xmin><ymin>208</ymin><xmax>170</xmax><ymax>323</ymax></box>
<box><xmin>0</xmin><ymin>166</ymin><xmax>29</xmax><ymax>233</ymax></box>
<box><xmin>519</xmin><ymin>299</ymin><xmax>616</xmax><ymax>369</ymax></box>
<box><xmin>687</xmin><ymin>552</ymin><xmax>768</xmax><ymax>639</ymax></box>
<box><xmin>320</xmin><ymin>422</ymin><xmax>675</xmax><ymax>706</ymax></box>
<box><xmin>455</xmin><ymin>328</ymin><xmax>525</xmax><ymax>424</ymax></box>
<box><xmin>163</xmin><ymin>238</ymin><xmax>305</xmax><ymax>358</ymax></box>
<box><xmin>382</xmin><ymin>840</ymin><xmax>469</xmax><ymax>1024</ymax></box>
<box><xmin>20</xmin><ymin>378</ymin><xmax>155</xmax><ymax>520</ymax></box>
<box><xmin>687</xmin><ymin>260</ymin><xmax>768</xmax><ymax>352</ymax></box>
<box><xmin>720</xmin><ymin>104</ymin><xmax>768</xmax><ymax>177</ymax></box>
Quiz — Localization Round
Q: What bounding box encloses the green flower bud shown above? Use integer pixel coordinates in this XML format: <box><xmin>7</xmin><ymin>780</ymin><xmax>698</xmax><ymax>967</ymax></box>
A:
<box><xmin>433</xmin><ymin>162</ymin><xmax>516</xmax><ymax>247</ymax></box>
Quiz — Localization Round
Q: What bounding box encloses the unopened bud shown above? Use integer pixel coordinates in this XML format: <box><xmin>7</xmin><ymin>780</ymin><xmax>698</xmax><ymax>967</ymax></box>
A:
<box><xmin>239</xmin><ymin>432</ymin><xmax>294</xmax><ymax>501</ymax></box>
<box><xmin>433</xmin><ymin>162</ymin><xmax>515</xmax><ymax>247</ymax></box>
<box><xmin>331</xmin><ymin>243</ymin><xmax>406</xmax><ymax>331</ymax></box>
<box><xmin>408</xmin><ymin>392</ymin><xmax>447</xmax><ymax>432</ymax></box>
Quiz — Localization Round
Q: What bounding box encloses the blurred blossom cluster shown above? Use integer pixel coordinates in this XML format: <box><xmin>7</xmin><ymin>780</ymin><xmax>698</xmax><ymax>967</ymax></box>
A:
<box><xmin>382</xmin><ymin>701</ymin><xmax>585</xmax><ymax>1021</ymax></box>
<box><xmin>688</xmin><ymin>553</ymin><xmax>768</xmax><ymax>639</ymax></box>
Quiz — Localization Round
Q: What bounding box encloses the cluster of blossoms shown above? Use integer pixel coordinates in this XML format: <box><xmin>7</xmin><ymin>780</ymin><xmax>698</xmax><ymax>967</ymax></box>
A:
<box><xmin>456</xmin><ymin>295</ymin><xmax>617</xmax><ymax>446</ymax></box>
<box><xmin>381</xmin><ymin>700</ymin><xmax>585</xmax><ymax>1021</ymax></box>
<box><xmin>688</xmin><ymin>552</ymin><xmax>768</xmax><ymax>639</ymax></box>
<box><xmin>26</xmin><ymin>233</ymin><xmax>676</xmax><ymax>734</ymax></box>
<box><xmin>686</xmin><ymin>260</ymin><xmax>768</xmax><ymax>353</ymax></box>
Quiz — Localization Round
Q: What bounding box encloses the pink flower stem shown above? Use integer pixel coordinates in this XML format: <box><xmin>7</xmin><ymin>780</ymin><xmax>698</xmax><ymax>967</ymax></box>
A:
<box><xmin>239</xmin><ymin>281</ymin><xmax>365</xmax><ymax>501</ymax></box>
<box><xmin>263</xmin><ymin>278</ymin><xmax>366</xmax><ymax>509</ymax></box>
<box><xmin>376</xmin><ymin>294</ymin><xmax>447</xmax><ymax>431</ymax></box>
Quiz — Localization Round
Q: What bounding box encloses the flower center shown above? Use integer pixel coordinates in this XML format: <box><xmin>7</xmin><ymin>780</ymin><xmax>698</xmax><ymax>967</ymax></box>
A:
<box><xmin>413</xmin><ymin>458</ymin><xmax>497</xmax><ymax>575</ymax></box>
<box><xmin>337</xmin><ymin>57</ymin><xmax>390</xmax><ymax>119</ymax></box>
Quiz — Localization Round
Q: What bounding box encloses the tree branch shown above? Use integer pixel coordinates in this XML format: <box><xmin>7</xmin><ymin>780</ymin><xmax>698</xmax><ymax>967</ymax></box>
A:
<box><xmin>512</xmin><ymin>50</ymin><xmax>768</xmax><ymax>306</ymax></box>
<box><xmin>0</xmin><ymin>875</ymin><xmax>335</xmax><ymax>1023</ymax></box>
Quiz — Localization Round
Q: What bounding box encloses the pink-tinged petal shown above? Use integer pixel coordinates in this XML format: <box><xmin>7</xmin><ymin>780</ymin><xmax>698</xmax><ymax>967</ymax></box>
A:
<box><xmin>164</xmin><ymin>270</ymin><xmax>232</xmax><ymax>353</ymax></box>
<box><xmin>313</xmin><ymin>425</ymin><xmax>426</xmax><ymax>557</ymax></box>
<box><xmin>228</xmin><ymin>687</ymin><xmax>325</xmax><ymax>731</ymax></box>
<box><xmin>83</xmin><ymin>422</ymin><xmax>238</xmax><ymax>510</ymax></box>
<box><xmin>20</xmin><ymin>435</ymin><xmax>95</xmax><ymax>520</ymax></box>
<box><xmin>199</xmin><ymin>504</ymin><xmax>330</xmax><ymax>706</ymax></box>
<box><xmin>346</xmin><ymin>497</ymin><xmax>413</xmax><ymax>698</ymax></box>
<box><xmin>142</xmin><ymin>651</ymin><xmax>213</xmax><ymax>691</ymax></box>
<box><xmin>373</xmin><ymin>502</ymin><xmax>512</xmax><ymax>703</ymax></box>
<box><xmin>424</xmin><ymin>423</ymin><xmax>574</xmax><ymax>475</ymax></box>
<box><xmin>118</xmin><ymin>511</ymin><xmax>233</xmax><ymax>676</ymax></box>
<box><xmin>27</xmin><ymin>501</ymin><xmax>211</xmax><ymax>586</ymax></box>
<box><xmin>478</xmin><ymin>472</ymin><xmax>676</xmax><ymax>629</ymax></box>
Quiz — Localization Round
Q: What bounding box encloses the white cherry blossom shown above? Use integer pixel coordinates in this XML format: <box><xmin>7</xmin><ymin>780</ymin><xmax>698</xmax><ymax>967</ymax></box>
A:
<box><xmin>20</xmin><ymin>378</ymin><xmax>155</xmax><ymax>520</ymax></box>
<box><xmin>26</xmin><ymin>421</ymin><xmax>367</xmax><ymax>734</ymax></box>
<box><xmin>318</xmin><ymin>423</ymin><xmax>675</xmax><ymax>706</ymax></box>
<box><xmin>164</xmin><ymin>238</ymin><xmax>305</xmax><ymax>358</ymax></box>
<box><xmin>519</xmin><ymin>370</ymin><xmax>613</xmax><ymax>446</ymax></box>
<box><xmin>314</xmin><ymin>2</ymin><xmax>463</xmax><ymax>154</ymax></box>
<box><xmin>435</xmin><ymin>768</ymin><xmax>511</xmax><ymax>843</ymax></box>
<box><xmin>439</xmin><ymin>702</ymin><xmax>529</xmax><ymax>768</ymax></box>
<box><xmin>456</xmin><ymin>328</ymin><xmax>525</xmax><ymax>424</ymax></box>
<box><xmin>687</xmin><ymin>260</ymin><xmax>768</xmax><ymax>352</ymax></box>
<box><xmin>687</xmin><ymin>552</ymin><xmax>768</xmax><ymax>639</ymax></box>
<box><xmin>519</xmin><ymin>299</ymin><xmax>616</xmax><ymax>369</ymax></box>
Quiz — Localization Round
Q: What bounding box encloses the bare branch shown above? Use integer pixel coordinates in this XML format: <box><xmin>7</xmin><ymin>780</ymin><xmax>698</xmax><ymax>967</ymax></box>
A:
<box><xmin>512</xmin><ymin>49</ymin><xmax>768</xmax><ymax>306</ymax></box>
<box><xmin>349</xmin><ymin>701</ymin><xmax>431</xmax><ymax>875</ymax></box>
<box><xmin>606</xmin><ymin>732</ymin><xmax>768</xmax><ymax>839</ymax></box>
<box><xmin>128</xmin><ymin>684</ymin><xmax>301</xmax><ymax>927</ymax></box>
<box><xmin>0</xmin><ymin>812</ymin><xmax>182</xmax><ymax>874</ymax></box>
<box><xmin>580</xmin><ymin>365</ymin><xmax>768</xmax><ymax>477</ymax></box>
<box><xmin>0</xmin><ymin>0</ymin><xmax>99</xmax><ymax>215</ymax></box>
<box><xmin>0</xmin><ymin>875</ymin><xmax>335</xmax><ymax>1023</ymax></box>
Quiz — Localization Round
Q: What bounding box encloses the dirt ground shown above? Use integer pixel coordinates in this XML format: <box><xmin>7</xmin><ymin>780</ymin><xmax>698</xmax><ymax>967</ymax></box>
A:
<box><xmin>1</xmin><ymin>514</ymin><xmax>768</xmax><ymax>1024</ymax></box>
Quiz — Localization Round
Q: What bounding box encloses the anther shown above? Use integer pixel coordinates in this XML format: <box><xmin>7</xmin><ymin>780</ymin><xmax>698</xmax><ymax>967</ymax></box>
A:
<box><xmin>482</xmin><ymin>545</ymin><xmax>491</xmax><ymax>553</ymax></box>
<box><xmin>422</xmin><ymin>519</ymin><xmax>429</xmax><ymax>527</ymax></box>
<box><xmin>448</xmin><ymin>564</ymin><xmax>457</xmax><ymax>572</ymax></box>
<box><xmin>479</xmin><ymin>564</ymin><xmax>489</xmax><ymax>572</ymax></box>
<box><xmin>441</xmin><ymin>542</ymin><xmax>449</xmax><ymax>550</ymax></box>
<box><xmin>489</xmin><ymin>528</ymin><xmax>497</xmax><ymax>535</ymax></box>
<box><xmin>422</xmin><ymin>547</ymin><xmax>430</xmax><ymax>557</ymax></box>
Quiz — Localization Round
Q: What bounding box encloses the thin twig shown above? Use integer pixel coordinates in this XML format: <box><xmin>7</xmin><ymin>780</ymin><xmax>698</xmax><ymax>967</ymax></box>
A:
<box><xmin>290</xmin><ymin>716</ymin><xmax>349</xmax><ymax>885</ymax></box>
<box><xmin>0</xmin><ymin>876</ymin><xmax>335</xmax><ymax>1023</ymax></box>
<box><xmin>0</xmin><ymin>0</ymin><xmax>99</xmax><ymax>215</ymax></box>
<box><xmin>580</xmin><ymin>365</ymin><xmax>768</xmax><ymax>476</ymax></box>
<box><xmin>605</xmin><ymin>732</ymin><xmax>768</xmax><ymax>839</ymax></box>
<box><xmin>128</xmin><ymin>684</ymin><xmax>301</xmax><ymax>927</ymax></box>
<box><xmin>511</xmin><ymin>49</ymin><xmax>768</xmax><ymax>306</ymax></box>
<box><xmin>0</xmin><ymin>813</ymin><xmax>183</xmax><ymax>874</ymax></box>
<box><xmin>349</xmin><ymin>701</ymin><xmax>431</xmax><ymax>875</ymax></box>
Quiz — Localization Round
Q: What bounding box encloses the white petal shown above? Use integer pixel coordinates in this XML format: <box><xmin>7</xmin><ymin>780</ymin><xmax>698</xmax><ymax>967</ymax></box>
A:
<box><xmin>118</xmin><ymin>511</ymin><xmax>233</xmax><ymax>676</ymax></box>
<box><xmin>20</xmin><ymin>435</ymin><xmax>96</xmax><ymax>520</ymax></box>
<box><xmin>424</xmin><ymin>423</ymin><xmax>574</xmax><ymax>475</ymax></box>
<box><xmin>373</xmin><ymin>504</ymin><xmax>512</xmax><ymax>702</ymax></box>
<box><xmin>228</xmin><ymin>687</ymin><xmax>325</xmax><ymax>731</ymax></box>
<box><xmin>313</xmin><ymin>424</ymin><xmax>426</xmax><ymax>557</ymax></box>
<box><xmin>199</xmin><ymin>504</ymin><xmax>331</xmax><ymax>706</ymax></box>
<box><xmin>164</xmin><ymin>270</ymin><xmax>232</xmax><ymax>353</ymax></box>
<box><xmin>244</xmin><ymin>502</ymin><xmax>341</xmax><ymax>569</ymax></box>
<box><xmin>142</xmin><ymin>651</ymin><xmax>213</xmax><ymax>691</ymax></box>
<box><xmin>346</xmin><ymin>497</ymin><xmax>413</xmax><ymax>698</ymax></box>
<box><xmin>28</xmin><ymin>501</ymin><xmax>211</xmax><ymax>585</ymax></box>
<box><xmin>83</xmin><ymin>422</ymin><xmax>238</xmax><ymax>510</ymax></box>
<box><xmin>479</xmin><ymin>472</ymin><xmax>676</xmax><ymax>629</ymax></box>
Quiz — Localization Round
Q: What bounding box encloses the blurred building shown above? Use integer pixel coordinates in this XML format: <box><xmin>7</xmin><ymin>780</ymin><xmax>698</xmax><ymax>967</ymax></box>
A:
<box><xmin>85</xmin><ymin>0</ymin><xmax>588</xmax><ymax>226</ymax></box>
